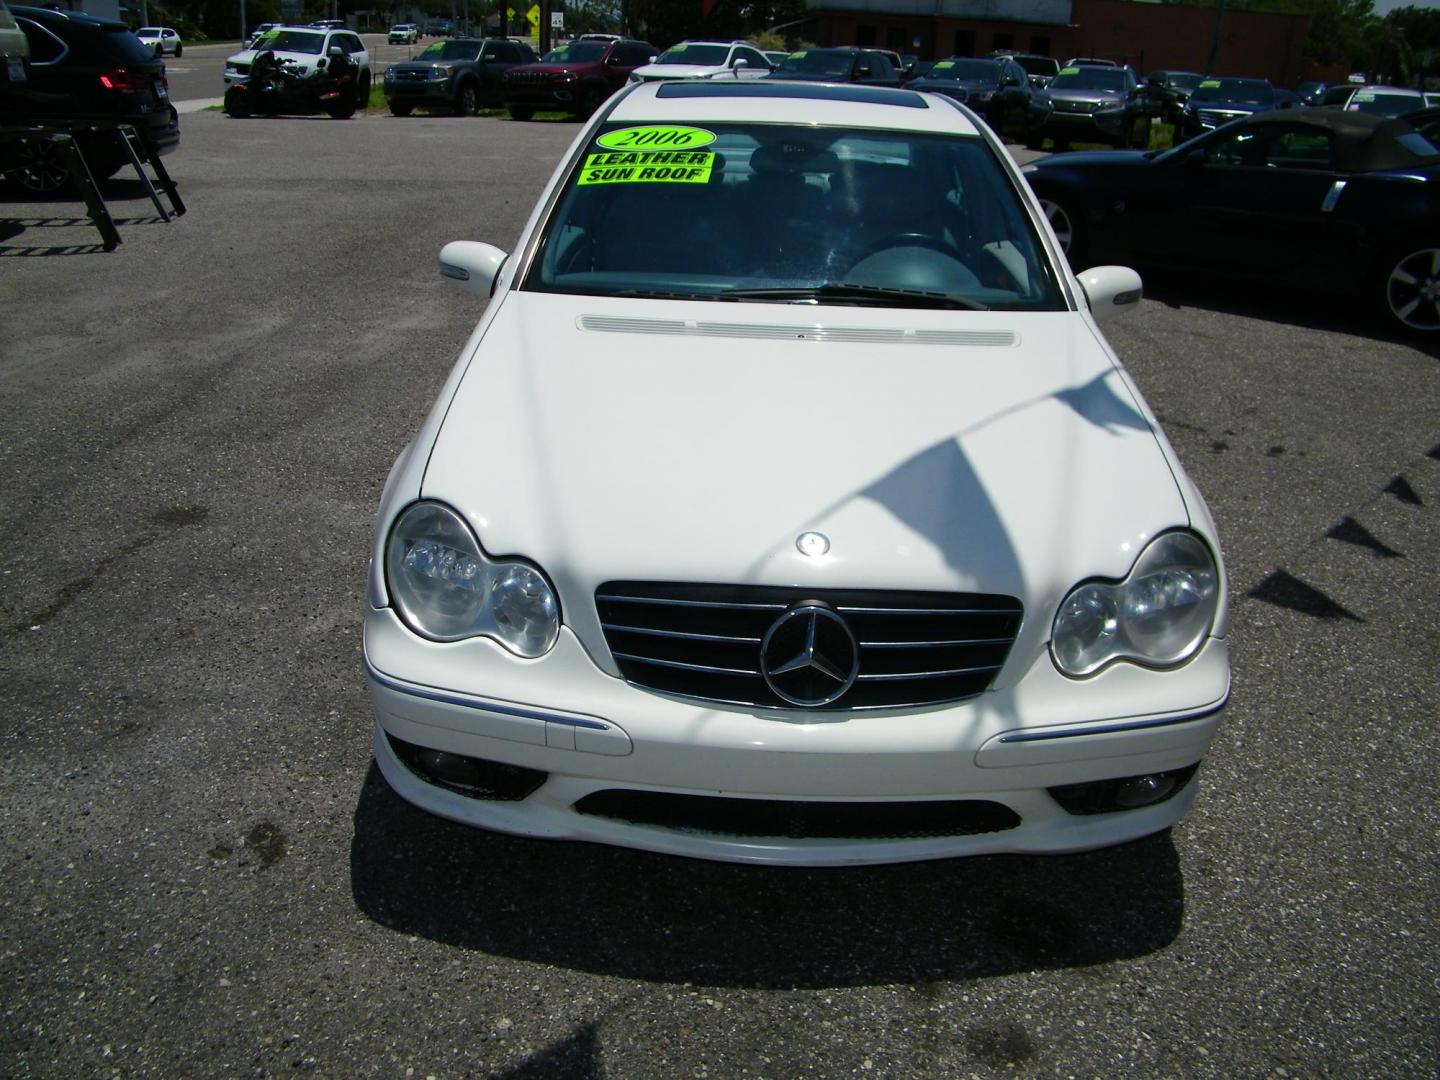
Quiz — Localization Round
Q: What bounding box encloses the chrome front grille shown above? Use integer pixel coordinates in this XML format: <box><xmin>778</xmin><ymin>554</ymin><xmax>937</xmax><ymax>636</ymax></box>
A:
<box><xmin>506</xmin><ymin>70</ymin><xmax>551</xmax><ymax>85</ymax></box>
<box><xmin>596</xmin><ymin>582</ymin><xmax>1023</xmax><ymax>711</ymax></box>
<box><xmin>391</xmin><ymin>68</ymin><xmax>428</xmax><ymax>82</ymax></box>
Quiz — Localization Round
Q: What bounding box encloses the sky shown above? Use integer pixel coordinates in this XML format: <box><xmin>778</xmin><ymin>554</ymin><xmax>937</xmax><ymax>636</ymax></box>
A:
<box><xmin>1374</xmin><ymin>0</ymin><xmax>1439</xmax><ymax>13</ymax></box>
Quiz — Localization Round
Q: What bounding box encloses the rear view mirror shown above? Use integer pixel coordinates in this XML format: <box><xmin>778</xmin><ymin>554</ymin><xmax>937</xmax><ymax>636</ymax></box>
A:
<box><xmin>439</xmin><ymin>241</ymin><xmax>508</xmax><ymax>296</ymax></box>
<box><xmin>1077</xmin><ymin>266</ymin><xmax>1143</xmax><ymax>318</ymax></box>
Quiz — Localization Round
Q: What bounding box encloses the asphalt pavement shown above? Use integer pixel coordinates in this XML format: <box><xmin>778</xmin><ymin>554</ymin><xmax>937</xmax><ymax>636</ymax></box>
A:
<box><xmin>0</xmin><ymin>109</ymin><xmax>1436</xmax><ymax>1078</ymax></box>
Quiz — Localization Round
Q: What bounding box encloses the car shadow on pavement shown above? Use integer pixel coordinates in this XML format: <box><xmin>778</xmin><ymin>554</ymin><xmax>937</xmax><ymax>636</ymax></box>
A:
<box><xmin>1138</xmin><ymin>271</ymin><xmax>1440</xmax><ymax>357</ymax></box>
<box><xmin>349</xmin><ymin>763</ymin><xmax>1184</xmax><ymax>989</ymax></box>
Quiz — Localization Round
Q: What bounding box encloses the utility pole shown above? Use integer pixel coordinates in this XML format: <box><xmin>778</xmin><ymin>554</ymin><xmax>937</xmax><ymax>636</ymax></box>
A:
<box><xmin>1205</xmin><ymin>0</ymin><xmax>1227</xmax><ymax>75</ymax></box>
<box><xmin>538</xmin><ymin>0</ymin><xmax>549</xmax><ymax>53</ymax></box>
<box><xmin>239</xmin><ymin>0</ymin><xmax>246</xmax><ymax>41</ymax></box>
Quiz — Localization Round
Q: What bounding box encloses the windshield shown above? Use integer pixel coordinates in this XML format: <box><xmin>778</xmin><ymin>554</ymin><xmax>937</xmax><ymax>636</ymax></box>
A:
<box><xmin>1050</xmin><ymin>67</ymin><xmax>1127</xmax><ymax>91</ymax></box>
<box><xmin>657</xmin><ymin>44</ymin><xmax>729</xmax><ymax>66</ymax></box>
<box><xmin>924</xmin><ymin>59</ymin><xmax>1001</xmax><ymax>83</ymax></box>
<box><xmin>527</xmin><ymin>122</ymin><xmax>1064</xmax><ymax>311</ymax></box>
<box><xmin>776</xmin><ymin>50</ymin><xmax>852</xmax><ymax>78</ymax></box>
<box><xmin>256</xmin><ymin>30</ymin><xmax>325</xmax><ymax>55</ymax></box>
<box><xmin>1168</xmin><ymin>73</ymin><xmax>1202</xmax><ymax>91</ymax></box>
<box><xmin>418</xmin><ymin>41</ymin><xmax>481</xmax><ymax>61</ymax></box>
<box><xmin>138</xmin><ymin>27</ymin><xmax>160</xmax><ymax>35</ymax></box>
<box><xmin>1190</xmin><ymin>79</ymin><xmax>1273</xmax><ymax>105</ymax></box>
<box><xmin>542</xmin><ymin>42</ymin><xmax>606</xmax><ymax>64</ymax></box>
<box><xmin>1348</xmin><ymin>89</ymin><xmax>1423</xmax><ymax>117</ymax></box>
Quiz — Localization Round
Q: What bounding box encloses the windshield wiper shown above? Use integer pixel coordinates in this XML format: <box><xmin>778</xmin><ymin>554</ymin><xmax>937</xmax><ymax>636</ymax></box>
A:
<box><xmin>602</xmin><ymin>287</ymin><xmax>726</xmax><ymax>302</ymax></box>
<box><xmin>722</xmin><ymin>282</ymin><xmax>990</xmax><ymax>310</ymax></box>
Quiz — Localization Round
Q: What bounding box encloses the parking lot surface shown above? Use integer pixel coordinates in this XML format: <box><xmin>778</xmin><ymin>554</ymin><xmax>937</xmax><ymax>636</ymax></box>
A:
<box><xmin>1</xmin><ymin>111</ymin><xmax>1437</xmax><ymax>1078</ymax></box>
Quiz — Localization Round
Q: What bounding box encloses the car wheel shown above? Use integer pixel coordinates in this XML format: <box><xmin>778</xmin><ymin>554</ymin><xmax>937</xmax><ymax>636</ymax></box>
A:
<box><xmin>457</xmin><ymin>82</ymin><xmax>479</xmax><ymax>117</ymax></box>
<box><xmin>388</xmin><ymin>101</ymin><xmax>413</xmax><ymax>117</ymax></box>
<box><xmin>1024</xmin><ymin>131</ymin><xmax>1044</xmax><ymax>152</ymax></box>
<box><xmin>174</xmin><ymin>44</ymin><xmax>182</xmax><ymax>58</ymax></box>
<box><xmin>3</xmin><ymin>136</ymin><xmax>72</xmax><ymax>194</ymax></box>
<box><xmin>508</xmin><ymin>106</ymin><xmax>534</xmax><ymax>121</ymax></box>
<box><xmin>1378</xmin><ymin>244</ymin><xmax>1440</xmax><ymax>335</ymax></box>
<box><xmin>1040</xmin><ymin>198</ymin><xmax>1084</xmax><ymax>264</ymax></box>
<box><xmin>579</xmin><ymin>86</ymin><xmax>603</xmax><ymax>118</ymax></box>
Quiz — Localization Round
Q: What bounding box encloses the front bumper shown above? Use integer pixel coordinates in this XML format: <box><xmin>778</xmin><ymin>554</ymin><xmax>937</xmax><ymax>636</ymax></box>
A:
<box><xmin>1032</xmin><ymin>109</ymin><xmax>1131</xmax><ymax>142</ymax></box>
<box><xmin>504</xmin><ymin>84</ymin><xmax>579</xmax><ymax>109</ymax></box>
<box><xmin>365</xmin><ymin>606</ymin><xmax>1229</xmax><ymax>865</ymax></box>
<box><xmin>384</xmin><ymin>81</ymin><xmax>455</xmax><ymax>104</ymax></box>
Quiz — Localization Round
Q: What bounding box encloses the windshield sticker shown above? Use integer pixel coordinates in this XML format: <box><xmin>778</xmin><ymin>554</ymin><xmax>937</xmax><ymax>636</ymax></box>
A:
<box><xmin>578</xmin><ymin>150</ymin><xmax>714</xmax><ymax>186</ymax></box>
<box><xmin>1199</xmin><ymin>79</ymin><xmax>1221</xmax><ymax>88</ymax></box>
<box><xmin>1353</xmin><ymin>90</ymin><xmax>1376</xmax><ymax>101</ymax></box>
<box><xmin>1058</xmin><ymin>66</ymin><xmax>1080</xmax><ymax>75</ymax></box>
<box><xmin>788</xmin><ymin>51</ymin><xmax>807</xmax><ymax>59</ymax></box>
<box><xmin>932</xmin><ymin>61</ymin><xmax>955</xmax><ymax>70</ymax></box>
<box><xmin>595</xmin><ymin>125</ymin><xmax>717</xmax><ymax>151</ymax></box>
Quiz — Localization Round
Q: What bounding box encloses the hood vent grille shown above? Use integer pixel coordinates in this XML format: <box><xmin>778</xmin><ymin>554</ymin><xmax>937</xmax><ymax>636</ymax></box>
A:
<box><xmin>579</xmin><ymin>315</ymin><xmax>1016</xmax><ymax>348</ymax></box>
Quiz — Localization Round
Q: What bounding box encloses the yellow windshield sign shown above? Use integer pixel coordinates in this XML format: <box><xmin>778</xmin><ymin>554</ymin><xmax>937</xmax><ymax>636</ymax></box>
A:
<box><xmin>595</xmin><ymin>125</ymin><xmax>717</xmax><ymax>151</ymax></box>
<box><xmin>1199</xmin><ymin>79</ymin><xmax>1221</xmax><ymax>88</ymax></box>
<box><xmin>578</xmin><ymin>151</ymin><xmax>714</xmax><ymax>186</ymax></box>
<box><xmin>932</xmin><ymin>61</ymin><xmax>955</xmax><ymax>70</ymax></box>
<box><xmin>1058</xmin><ymin>66</ymin><xmax>1080</xmax><ymax>75</ymax></box>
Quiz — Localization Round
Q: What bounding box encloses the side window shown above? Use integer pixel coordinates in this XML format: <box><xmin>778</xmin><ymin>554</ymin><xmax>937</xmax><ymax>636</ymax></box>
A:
<box><xmin>348</xmin><ymin>35</ymin><xmax>365</xmax><ymax>54</ymax></box>
<box><xmin>737</xmin><ymin>47</ymin><xmax>766</xmax><ymax>68</ymax></box>
<box><xmin>18</xmin><ymin>17</ymin><xmax>65</xmax><ymax>64</ymax></box>
<box><xmin>1266</xmin><ymin>129</ymin><xmax>1334</xmax><ymax>170</ymax></box>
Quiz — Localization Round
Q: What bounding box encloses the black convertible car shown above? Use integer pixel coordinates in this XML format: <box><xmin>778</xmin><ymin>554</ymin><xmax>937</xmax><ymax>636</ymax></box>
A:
<box><xmin>1023</xmin><ymin>109</ymin><xmax>1440</xmax><ymax>335</ymax></box>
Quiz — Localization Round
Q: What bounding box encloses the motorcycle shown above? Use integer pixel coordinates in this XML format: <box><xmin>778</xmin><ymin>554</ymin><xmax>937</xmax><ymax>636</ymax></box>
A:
<box><xmin>224</xmin><ymin>46</ymin><xmax>360</xmax><ymax>119</ymax></box>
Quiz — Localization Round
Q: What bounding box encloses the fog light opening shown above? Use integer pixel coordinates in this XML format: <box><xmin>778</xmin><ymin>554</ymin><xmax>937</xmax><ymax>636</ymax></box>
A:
<box><xmin>1047</xmin><ymin>763</ymin><xmax>1199</xmax><ymax>816</ymax></box>
<box><xmin>1114</xmin><ymin>773</ymin><xmax>1178</xmax><ymax>809</ymax></box>
<box><xmin>387</xmin><ymin>734</ymin><xmax>547</xmax><ymax>801</ymax></box>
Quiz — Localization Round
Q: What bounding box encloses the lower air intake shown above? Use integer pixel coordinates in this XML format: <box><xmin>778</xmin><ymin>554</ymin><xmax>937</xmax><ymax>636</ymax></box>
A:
<box><xmin>574</xmin><ymin>790</ymin><xmax>1020</xmax><ymax>840</ymax></box>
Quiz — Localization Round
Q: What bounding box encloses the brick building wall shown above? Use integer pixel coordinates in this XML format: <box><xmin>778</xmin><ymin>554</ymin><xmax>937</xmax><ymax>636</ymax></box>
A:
<box><xmin>810</xmin><ymin>0</ymin><xmax>1310</xmax><ymax>86</ymax></box>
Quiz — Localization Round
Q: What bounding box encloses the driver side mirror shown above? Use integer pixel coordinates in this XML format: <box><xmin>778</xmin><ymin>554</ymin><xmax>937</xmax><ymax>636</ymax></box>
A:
<box><xmin>439</xmin><ymin>241</ymin><xmax>508</xmax><ymax>296</ymax></box>
<box><xmin>1078</xmin><ymin>266</ymin><xmax>1143</xmax><ymax>319</ymax></box>
<box><xmin>328</xmin><ymin>45</ymin><xmax>344</xmax><ymax>57</ymax></box>
<box><xmin>855</xmin><ymin>63</ymin><xmax>871</xmax><ymax>77</ymax></box>
<box><xmin>732</xmin><ymin>58</ymin><xmax>748</xmax><ymax>69</ymax></box>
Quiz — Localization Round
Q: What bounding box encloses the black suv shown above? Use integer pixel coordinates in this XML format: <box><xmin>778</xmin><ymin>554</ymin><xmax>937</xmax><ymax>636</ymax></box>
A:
<box><xmin>384</xmin><ymin>36</ymin><xmax>535</xmax><ymax>116</ymax></box>
<box><xmin>1</xmin><ymin>5</ymin><xmax>179</xmax><ymax>192</ymax></box>
<box><xmin>764</xmin><ymin>48</ymin><xmax>901</xmax><ymax>87</ymax></box>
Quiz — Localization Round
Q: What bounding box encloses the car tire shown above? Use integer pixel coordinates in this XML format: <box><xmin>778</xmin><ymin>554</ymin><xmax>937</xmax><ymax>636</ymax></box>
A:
<box><xmin>224</xmin><ymin>87</ymin><xmax>251</xmax><ymax>118</ymax></box>
<box><xmin>1376</xmin><ymin>243</ymin><xmax>1440</xmax><ymax>336</ymax></box>
<box><xmin>457</xmin><ymin>82</ymin><xmax>479</xmax><ymax>117</ymax></box>
<box><xmin>388</xmin><ymin>101</ymin><xmax>413</xmax><ymax>117</ymax></box>
<box><xmin>579</xmin><ymin>85</ymin><xmax>603</xmax><ymax>118</ymax></box>
<box><xmin>508</xmin><ymin>106</ymin><xmax>534</xmax><ymax>121</ymax></box>
<box><xmin>1024</xmin><ymin>131</ymin><xmax>1044</xmax><ymax>152</ymax></box>
<box><xmin>175</xmin><ymin>44</ymin><xmax>182</xmax><ymax>58</ymax></box>
<box><xmin>1040</xmin><ymin>197</ymin><xmax>1084</xmax><ymax>265</ymax></box>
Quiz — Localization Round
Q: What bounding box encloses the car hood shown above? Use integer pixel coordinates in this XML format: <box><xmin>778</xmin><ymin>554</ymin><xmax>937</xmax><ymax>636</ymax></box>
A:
<box><xmin>633</xmin><ymin>63</ymin><xmax>724</xmax><ymax>79</ymax></box>
<box><xmin>388</xmin><ymin>58</ymin><xmax>465</xmax><ymax>73</ymax></box>
<box><xmin>766</xmin><ymin>70</ymin><xmax>850</xmax><ymax>82</ymax></box>
<box><xmin>1032</xmin><ymin>148</ymin><xmax>1151</xmax><ymax>169</ymax></box>
<box><xmin>1191</xmin><ymin>100</ymin><xmax>1268</xmax><ymax>113</ymax></box>
<box><xmin>912</xmin><ymin>78</ymin><xmax>998</xmax><ymax>94</ymax></box>
<box><xmin>227</xmin><ymin>46</ymin><xmax>323</xmax><ymax>67</ymax></box>
<box><xmin>421</xmin><ymin>293</ymin><xmax>1189</xmax><ymax>641</ymax></box>
<box><xmin>508</xmin><ymin>61</ymin><xmax>599</xmax><ymax>76</ymax></box>
<box><xmin>1046</xmin><ymin>88</ymin><xmax>1126</xmax><ymax>104</ymax></box>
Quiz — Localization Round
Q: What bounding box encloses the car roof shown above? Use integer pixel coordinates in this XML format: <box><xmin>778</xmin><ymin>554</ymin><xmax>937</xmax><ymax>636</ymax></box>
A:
<box><xmin>12</xmin><ymin>4</ymin><xmax>125</xmax><ymax>29</ymax></box>
<box><xmin>611</xmin><ymin>80</ymin><xmax>982</xmax><ymax>136</ymax></box>
<box><xmin>1236</xmin><ymin>108</ymin><xmax>1439</xmax><ymax>171</ymax></box>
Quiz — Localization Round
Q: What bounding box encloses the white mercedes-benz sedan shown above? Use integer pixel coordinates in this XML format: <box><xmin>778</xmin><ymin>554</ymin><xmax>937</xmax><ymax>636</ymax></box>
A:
<box><xmin>364</xmin><ymin>79</ymin><xmax>1230</xmax><ymax>866</ymax></box>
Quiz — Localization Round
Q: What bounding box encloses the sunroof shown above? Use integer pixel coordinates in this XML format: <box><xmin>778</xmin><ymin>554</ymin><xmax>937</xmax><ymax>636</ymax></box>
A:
<box><xmin>654</xmin><ymin>81</ymin><xmax>930</xmax><ymax>109</ymax></box>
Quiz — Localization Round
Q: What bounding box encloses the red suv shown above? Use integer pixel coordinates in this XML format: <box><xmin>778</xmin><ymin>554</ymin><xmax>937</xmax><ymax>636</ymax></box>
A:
<box><xmin>503</xmin><ymin>37</ymin><xmax>656</xmax><ymax>120</ymax></box>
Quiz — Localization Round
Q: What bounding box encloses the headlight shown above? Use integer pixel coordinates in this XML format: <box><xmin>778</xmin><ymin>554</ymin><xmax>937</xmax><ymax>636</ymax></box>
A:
<box><xmin>430</xmin><ymin>65</ymin><xmax>451</xmax><ymax>80</ymax></box>
<box><xmin>384</xmin><ymin>502</ymin><xmax>561</xmax><ymax>658</ymax></box>
<box><xmin>1051</xmin><ymin>532</ymin><xmax>1219</xmax><ymax>677</ymax></box>
<box><xmin>384</xmin><ymin>67</ymin><xmax>395</xmax><ymax>80</ymax></box>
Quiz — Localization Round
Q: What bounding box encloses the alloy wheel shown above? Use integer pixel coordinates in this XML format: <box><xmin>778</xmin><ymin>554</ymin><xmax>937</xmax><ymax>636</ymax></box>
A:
<box><xmin>1386</xmin><ymin>247</ymin><xmax>1440</xmax><ymax>332</ymax></box>
<box><xmin>8</xmin><ymin>138</ymin><xmax>71</xmax><ymax>194</ymax></box>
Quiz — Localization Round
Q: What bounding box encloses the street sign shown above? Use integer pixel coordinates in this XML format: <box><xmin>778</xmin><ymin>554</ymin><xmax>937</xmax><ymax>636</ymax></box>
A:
<box><xmin>551</xmin><ymin>11</ymin><xmax>563</xmax><ymax>29</ymax></box>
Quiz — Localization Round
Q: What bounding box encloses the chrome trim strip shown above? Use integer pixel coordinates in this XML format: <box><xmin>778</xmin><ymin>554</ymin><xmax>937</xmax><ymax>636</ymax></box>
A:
<box><xmin>856</xmin><ymin>664</ymin><xmax>1002</xmax><ymax>682</ymax></box>
<box><xmin>611</xmin><ymin>651</ymin><xmax>760</xmax><ymax>678</ymax></box>
<box><xmin>997</xmin><ymin>704</ymin><xmax>1225</xmax><ymax>743</ymax></box>
<box><xmin>364</xmin><ymin>655</ymin><xmax>611</xmax><ymax>730</ymax></box>
<box><xmin>835</xmin><ymin>605</ymin><xmax>1023</xmax><ymax>616</ymax></box>
<box><xmin>861</xmin><ymin>637</ymin><xmax>1014</xmax><ymax>649</ymax></box>
<box><xmin>617</xmin><ymin>678</ymin><xmax>983</xmax><ymax>713</ymax></box>
<box><xmin>597</xmin><ymin>594</ymin><xmax>787</xmax><ymax>611</ymax></box>
<box><xmin>602</xmin><ymin>622</ymin><xmax>762</xmax><ymax>645</ymax></box>
<box><xmin>579</xmin><ymin>315</ymin><xmax>1017</xmax><ymax>348</ymax></box>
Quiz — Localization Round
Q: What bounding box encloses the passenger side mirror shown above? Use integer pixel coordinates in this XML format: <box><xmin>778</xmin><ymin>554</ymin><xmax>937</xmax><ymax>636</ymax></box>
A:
<box><xmin>1077</xmin><ymin>266</ymin><xmax>1143</xmax><ymax>318</ymax></box>
<box><xmin>439</xmin><ymin>241</ymin><xmax>508</xmax><ymax>296</ymax></box>
<box><xmin>732</xmin><ymin>58</ymin><xmax>748</xmax><ymax>69</ymax></box>
<box><xmin>855</xmin><ymin>63</ymin><xmax>871</xmax><ymax>77</ymax></box>
<box><xmin>328</xmin><ymin>45</ymin><xmax>344</xmax><ymax>57</ymax></box>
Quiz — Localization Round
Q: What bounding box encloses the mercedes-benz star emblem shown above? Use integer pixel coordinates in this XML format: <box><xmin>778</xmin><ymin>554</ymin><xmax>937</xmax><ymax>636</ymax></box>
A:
<box><xmin>796</xmin><ymin>531</ymin><xmax>830</xmax><ymax>557</ymax></box>
<box><xmin>760</xmin><ymin>603</ymin><xmax>860</xmax><ymax>707</ymax></box>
